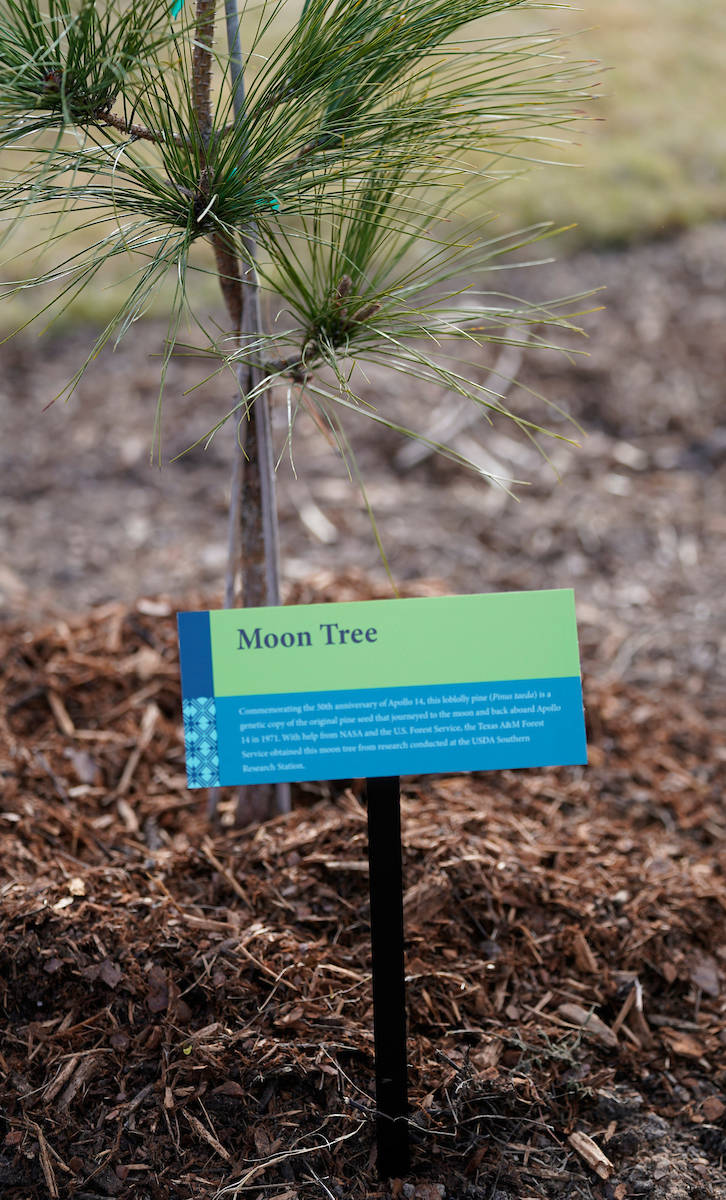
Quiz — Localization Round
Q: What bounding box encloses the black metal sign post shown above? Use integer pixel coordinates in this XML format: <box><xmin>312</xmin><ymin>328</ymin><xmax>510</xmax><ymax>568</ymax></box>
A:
<box><xmin>365</xmin><ymin>776</ymin><xmax>410</xmax><ymax>1178</ymax></box>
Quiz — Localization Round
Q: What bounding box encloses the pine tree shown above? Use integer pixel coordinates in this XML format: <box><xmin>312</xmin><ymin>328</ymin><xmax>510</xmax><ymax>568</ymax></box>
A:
<box><xmin>0</xmin><ymin>0</ymin><xmax>592</xmax><ymax>822</ymax></box>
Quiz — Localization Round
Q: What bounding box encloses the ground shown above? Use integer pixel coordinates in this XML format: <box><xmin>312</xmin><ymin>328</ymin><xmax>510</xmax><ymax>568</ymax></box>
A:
<box><xmin>1</xmin><ymin>225</ymin><xmax>725</xmax><ymax>1199</ymax></box>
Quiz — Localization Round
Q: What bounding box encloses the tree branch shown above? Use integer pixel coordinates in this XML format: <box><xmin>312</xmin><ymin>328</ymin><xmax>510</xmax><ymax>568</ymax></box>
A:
<box><xmin>94</xmin><ymin>109</ymin><xmax>167</xmax><ymax>143</ymax></box>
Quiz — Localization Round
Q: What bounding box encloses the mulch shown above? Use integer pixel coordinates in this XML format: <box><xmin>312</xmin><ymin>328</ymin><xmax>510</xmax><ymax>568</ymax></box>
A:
<box><xmin>2</xmin><ymin>585</ymin><xmax>726</xmax><ymax>1200</ymax></box>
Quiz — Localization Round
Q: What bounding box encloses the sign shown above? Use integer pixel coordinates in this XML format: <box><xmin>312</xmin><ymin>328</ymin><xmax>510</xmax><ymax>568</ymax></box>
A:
<box><xmin>177</xmin><ymin>589</ymin><xmax>587</xmax><ymax>788</ymax></box>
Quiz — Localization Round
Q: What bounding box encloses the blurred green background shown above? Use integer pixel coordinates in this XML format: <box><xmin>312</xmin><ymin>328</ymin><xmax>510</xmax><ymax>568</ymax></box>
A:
<box><xmin>504</xmin><ymin>0</ymin><xmax>726</xmax><ymax>246</ymax></box>
<box><xmin>1</xmin><ymin>0</ymin><xmax>724</xmax><ymax>329</ymax></box>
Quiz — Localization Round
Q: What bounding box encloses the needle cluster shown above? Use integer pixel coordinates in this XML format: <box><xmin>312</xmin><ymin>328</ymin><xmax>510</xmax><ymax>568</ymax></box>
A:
<box><xmin>0</xmin><ymin>0</ymin><xmax>594</xmax><ymax>478</ymax></box>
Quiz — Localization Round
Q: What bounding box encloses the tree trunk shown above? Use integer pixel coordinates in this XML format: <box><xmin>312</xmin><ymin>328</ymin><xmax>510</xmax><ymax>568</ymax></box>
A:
<box><xmin>226</xmin><ymin>255</ymin><xmax>291</xmax><ymax>825</ymax></box>
<box><xmin>204</xmin><ymin>0</ymin><xmax>291</xmax><ymax>825</ymax></box>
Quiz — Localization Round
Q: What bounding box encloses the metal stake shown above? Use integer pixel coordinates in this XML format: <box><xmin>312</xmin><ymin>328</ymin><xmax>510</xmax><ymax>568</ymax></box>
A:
<box><xmin>366</xmin><ymin>776</ymin><xmax>410</xmax><ymax>1178</ymax></box>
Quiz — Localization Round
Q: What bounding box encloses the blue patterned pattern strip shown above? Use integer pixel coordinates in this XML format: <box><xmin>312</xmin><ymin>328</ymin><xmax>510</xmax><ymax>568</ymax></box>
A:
<box><xmin>182</xmin><ymin>696</ymin><xmax>220</xmax><ymax>788</ymax></box>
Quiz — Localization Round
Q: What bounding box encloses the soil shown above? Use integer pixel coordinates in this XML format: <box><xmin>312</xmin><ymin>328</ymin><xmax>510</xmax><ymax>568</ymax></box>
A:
<box><xmin>2</xmin><ymin>225</ymin><xmax>725</xmax><ymax>705</ymax></box>
<box><xmin>1</xmin><ymin>224</ymin><xmax>726</xmax><ymax>1199</ymax></box>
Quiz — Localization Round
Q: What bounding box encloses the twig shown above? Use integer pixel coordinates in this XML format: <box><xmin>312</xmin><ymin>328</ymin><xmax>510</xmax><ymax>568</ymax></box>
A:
<box><xmin>95</xmin><ymin>110</ymin><xmax>174</xmax><ymax>144</ymax></box>
<box><xmin>306</xmin><ymin>1166</ymin><xmax>337</xmax><ymax>1200</ymax></box>
<box><xmin>201</xmin><ymin>839</ymin><xmax>251</xmax><ymax>906</ymax></box>
<box><xmin>106</xmin><ymin>1082</ymin><xmax>155</xmax><ymax>1122</ymax></box>
<box><xmin>184</xmin><ymin>1110</ymin><xmax>232</xmax><ymax>1162</ymax></box>
<box><xmin>35</xmin><ymin>1127</ymin><xmax>59</xmax><ymax>1199</ymax></box>
<box><xmin>213</xmin><ymin>1119</ymin><xmax>365</xmax><ymax>1197</ymax></box>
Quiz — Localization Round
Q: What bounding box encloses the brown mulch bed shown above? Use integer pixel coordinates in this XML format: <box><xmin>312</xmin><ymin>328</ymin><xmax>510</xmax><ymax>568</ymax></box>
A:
<box><xmin>2</xmin><ymin>590</ymin><xmax>726</xmax><ymax>1200</ymax></box>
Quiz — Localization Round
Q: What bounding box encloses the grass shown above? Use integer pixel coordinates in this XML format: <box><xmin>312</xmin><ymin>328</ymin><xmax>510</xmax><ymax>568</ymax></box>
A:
<box><xmin>409</xmin><ymin>0</ymin><xmax>726</xmax><ymax>247</ymax></box>
<box><xmin>501</xmin><ymin>0</ymin><xmax>726</xmax><ymax>246</ymax></box>
<box><xmin>1</xmin><ymin>0</ymin><xmax>724</xmax><ymax>334</ymax></box>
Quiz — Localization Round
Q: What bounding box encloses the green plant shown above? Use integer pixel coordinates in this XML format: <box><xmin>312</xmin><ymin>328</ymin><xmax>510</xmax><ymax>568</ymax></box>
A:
<box><xmin>0</xmin><ymin>0</ymin><xmax>592</xmax><ymax>823</ymax></box>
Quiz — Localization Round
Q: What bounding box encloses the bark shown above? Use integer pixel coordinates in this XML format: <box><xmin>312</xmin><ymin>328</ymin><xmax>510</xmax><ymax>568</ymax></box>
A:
<box><xmin>192</xmin><ymin>0</ymin><xmax>217</xmax><ymax>143</ymax></box>
<box><xmin>227</xmin><ymin>229</ymin><xmax>290</xmax><ymax>827</ymax></box>
<box><xmin>211</xmin><ymin>235</ymin><xmax>243</xmax><ymax>334</ymax></box>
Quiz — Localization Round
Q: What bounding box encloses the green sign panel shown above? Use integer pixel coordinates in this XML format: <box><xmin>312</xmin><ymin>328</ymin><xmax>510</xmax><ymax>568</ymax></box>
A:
<box><xmin>178</xmin><ymin>589</ymin><xmax>587</xmax><ymax>787</ymax></box>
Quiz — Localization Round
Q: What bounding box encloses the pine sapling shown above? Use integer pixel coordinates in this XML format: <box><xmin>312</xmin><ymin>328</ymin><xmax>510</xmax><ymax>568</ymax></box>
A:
<box><xmin>0</xmin><ymin>0</ymin><xmax>595</xmax><ymax>824</ymax></box>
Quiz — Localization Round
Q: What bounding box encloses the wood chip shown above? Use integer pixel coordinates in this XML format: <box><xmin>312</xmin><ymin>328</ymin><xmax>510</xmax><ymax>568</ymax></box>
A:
<box><xmin>572</xmin><ymin>931</ymin><xmax>599</xmax><ymax>974</ymax></box>
<box><xmin>3</xmin><ymin>600</ymin><xmax>726</xmax><ymax>1196</ymax></box>
<box><xmin>57</xmin><ymin>1055</ymin><xmax>100</xmax><ymax>1109</ymax></box>
<box><xmin>690</xmin><ymin>955</ymin><xmax>721</xmax><ymax>998</ymax></box>
<box><xmin>183</xmin><ymin>1111</ymin><xmax>231</xmax><ymax>1162</ymax></box>
<box><xmin>44</xmin><ymin>1055</ymin><xmax>82</xmax><ymax>1104</ymax></box>
<box><xmin>568</xmin><ymin>1131</ymin><xmax>614</xmax><ymax>1180</ymax></box>
<box><xmin>114</xmin><ymin>702</ymin><xmax>159</xmax><ymax>795</ymax></box>
<box><xmin>557</xmin><ymin>1003</ymin><xmax>618</xmax><ymax>1049</ymax></box>
<box><xmin>36</xmin><ymin>1127</ymin><xmax>59</xmax><ymax>1198</ymax></box>
<box><xmin>117</xmin><ymin>795</ymin><xmax>140</xmax><ymax>834</ymax></box>
<box><xmin>661</xmin><ymin>1029</ymin><xmax>705</xmax><ymax>1059</ymax></box>
<box><xmin>47</xmin><ymin>689</ymin><xmax>75</xmax><ymax>737</ymax></box>
<box><xmin>702</xmin><ymin>1096</ymin><xmax>726</xmax><ymax>1122</ymax></box>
